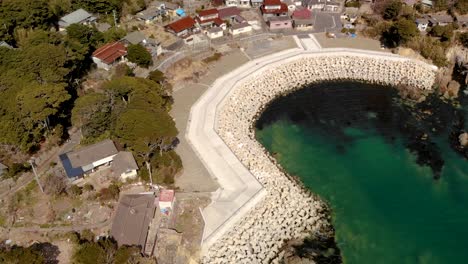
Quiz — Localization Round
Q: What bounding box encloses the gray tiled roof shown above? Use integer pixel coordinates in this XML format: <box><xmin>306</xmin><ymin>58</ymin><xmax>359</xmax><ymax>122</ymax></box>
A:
<box><xmin>111</xmin><ymin>193</ymin><xmax>157</xmax><ymax>248</ymax></box>
<box><xmin>124</xmin><ymin>31</ymin><xmax>147</xmax><ymax>45</ymax></box>
<box><xmin>111</xmin><ymin>151</ymin><xmax>138</xmax><ymax>177</ymax></box>
<box><xmin>59</xmin><ymin>8</ymin><xmax>94</xmax><ymax>27</ymax></box>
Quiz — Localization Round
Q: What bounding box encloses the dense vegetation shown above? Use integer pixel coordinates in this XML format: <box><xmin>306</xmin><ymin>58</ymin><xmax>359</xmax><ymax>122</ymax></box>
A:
<box><xmin>72</xmin><ymin>76</ymin><xmax>181</xmax><ymax>184</ymax></box>
<box><xmin>0</xmin><ymin>0</ymin><xmax>181</xmax><ymax>184</ymax></box>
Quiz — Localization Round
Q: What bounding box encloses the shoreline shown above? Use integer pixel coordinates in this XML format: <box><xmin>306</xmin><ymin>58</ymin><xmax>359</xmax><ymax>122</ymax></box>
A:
<box><xmin>186</xmin><ymin>48</ymin><xmax>436</xmax><ymax>263</ymax></box>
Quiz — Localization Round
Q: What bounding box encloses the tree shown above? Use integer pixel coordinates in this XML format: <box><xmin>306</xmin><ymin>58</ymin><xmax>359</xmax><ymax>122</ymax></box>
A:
<box><xmin>456</xmin><ymin>0</ymin><xmax>468</xmax><ymax>15</ymax></box>
<box><xmin>459</xmin><ymin>32</ymin><xmax>468</xmax><ymax>48</ymax></box>
<box><xmin>66</xmin><ymin>23</ymin><xmax>103</xmax><ymax>49</ymax></box>
<box><xmin>42</xmin><ymin>174</ymin><xmax>67</xmax><ymax>196</ymax></box>
<box><xmin>429</xmin><ymin>25</ymin><xmax>454</xmax><ymax>42</ymax></box>
<box><xmin>127</xmin><ymin>44</ymin><xmax>152</xmax><ymax>67</ymax></box>
<box><xmin>72</xmin><ymin>241</ymin><xmax>106</xmax><ymax>264</ymax></box>
<box><xmin>384</xmin><ymin>18</ymin><xmax>418</xmax><ymax>46</ymax></box>
<box><xmin>0</xmin><ymin>245</ymin><xmax>46</xmax><ymax>264</ymax></box>
<box><xmin>383</xmin><ymin>1</ymin><xmax>402</xmax><ymax>20</ymax></box>
<box><xmin>71</xmin><ymin>93</ymin><xmax>112</xmax><ymax>140</ymax></box>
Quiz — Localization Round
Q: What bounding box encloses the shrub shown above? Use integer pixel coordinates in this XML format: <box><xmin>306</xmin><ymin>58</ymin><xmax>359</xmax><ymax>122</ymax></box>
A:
<box><xmin>68</xmin><ymin>185</ymin><xmax>82</xmax><ymax>197</ymax></box>
<box><xmin>459</xmin><ymin>32</ymin><xmax>468</xmax><ymax>48</ymax></box>
<box><xmin>83</xmin><ymin>183</ymin><xmax>94</xmax><ymax>192</ymax></box>
<box><xmin>383</xmin><ymin>1</ymin><xmax>402</xmax><ymax>20</ymax></box>
<box><xmin>3</xmin><ymin>163</ymin><xmax>31</xmax><ymax>180</ymax></box>
<box><xmin>127</xmin><ymin>44</ymin><xmax>152</xmax><ymax>68</ymax></box>
<box><xmin>98</xmin><ymin>183</ymin><xmax>120</xmax><ymax>201</ymax></box>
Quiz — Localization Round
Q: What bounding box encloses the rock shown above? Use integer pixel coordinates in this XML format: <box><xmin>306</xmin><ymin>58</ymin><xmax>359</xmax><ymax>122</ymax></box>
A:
<box><xmin>445</xmin><ymin>80</ymin><xmax>461</xmax><ymax>99</ymax></box>
<box><xmin>459</xmin><ymin>132</ymin><xmax>468</xmax><ymax>147</ymax></box>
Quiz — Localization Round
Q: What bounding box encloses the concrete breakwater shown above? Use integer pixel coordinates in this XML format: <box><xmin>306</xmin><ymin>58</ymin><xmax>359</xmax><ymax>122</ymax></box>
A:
<box><xmin>200</xmin><ymin>52</ymin><xmax>436</xmax><ymax>263</ymax></box>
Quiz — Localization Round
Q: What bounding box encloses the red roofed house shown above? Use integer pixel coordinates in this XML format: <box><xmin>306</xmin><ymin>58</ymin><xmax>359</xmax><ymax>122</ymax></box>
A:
<box><xmin>165</xmin><ymin>16</ymin><xmax>196</xmax><ymax>37</ymax></box>
<box><xmin>292</xmin><ymin>8</ymin><xmax>314</xmax><ymax>29</ymax></box>
<box><xmin>158</xmin><ymin>189</ymin><xmax>175</xmax><ymax>215</ymax></box>
<box><xmin>92</xmin><ymin>42</ymin><xmax>127</xmax><ymax>70</ymax></box>
<box><xmin>196</xmin><ymin>8</ymin><xmax>225</xmax><ymax>28</ymax></box>
<box><xmin>218</xmin><ymin>6</ymin><xmax>241</xmax><ymax>22</ymax></box>
<box><xmin>261</xmin><ymin>0</ymin><xmax>288</xmax><ymax>19</ymax></box>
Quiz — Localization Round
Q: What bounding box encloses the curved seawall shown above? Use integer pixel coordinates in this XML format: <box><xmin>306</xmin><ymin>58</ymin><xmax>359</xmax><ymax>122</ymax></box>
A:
<box><xmin>186</xmin><ymin>48</ymin><xmax>436</xmax><ymax>263</ymax></box>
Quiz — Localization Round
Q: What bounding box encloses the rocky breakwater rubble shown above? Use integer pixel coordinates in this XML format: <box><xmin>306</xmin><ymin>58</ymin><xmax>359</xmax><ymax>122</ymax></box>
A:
<box><xmin>202</xmin><ymin>53</ymin><xmax>436</xmax><ymax>263</ymax></box>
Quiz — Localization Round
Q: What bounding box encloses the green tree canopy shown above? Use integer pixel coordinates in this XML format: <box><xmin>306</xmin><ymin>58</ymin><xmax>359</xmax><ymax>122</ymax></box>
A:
<box><xmin>0</xmin><ymin>245</ymin><xmax>46</xmax><ymax>264</ymax></box>
<box><xmin>66</xmin><ymin>23</ymin><xmax>104</xmax><ymax>48</ymax></box>
<box><xmin>127</xmin><ymin>44</ymin><xmax>152</xmax><ymax>68</ymax></box>
<box><xmin>384</xmin><ymin>18</ymin><xmax>419</xmax><ymax>46</ymax></box>
<box><xmin>383</xmin><ymin>1</ymin><xmax>402</xmax><ymax>20</ymax></box>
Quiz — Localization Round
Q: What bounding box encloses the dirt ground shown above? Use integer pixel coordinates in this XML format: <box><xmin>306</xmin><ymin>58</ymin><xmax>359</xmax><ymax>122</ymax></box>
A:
<box><xmin>171</xmin><ymin>195</ymin><xmax>210</xmax><ymax>264</ymax></box>
<box><xmin>314</xmin><ymin>32</ymin><xmax>387</xmax><ymax>52</ymax></box>
<box><xmin>241</xmin><ymin>35</ymin><xmax>297</xmax><ymax>59</ymax></box>
<box><xmin>165</xmin><ymin>57</ymin><xmax>208</xmax><ymax>86</ymax></box>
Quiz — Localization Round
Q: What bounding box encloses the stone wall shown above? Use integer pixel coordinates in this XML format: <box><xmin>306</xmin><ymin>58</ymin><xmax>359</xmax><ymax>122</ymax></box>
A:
<box><xmin>201</xmin><ymin>53</ymin><xmax>435</xmax><ymax>263</ymax></box>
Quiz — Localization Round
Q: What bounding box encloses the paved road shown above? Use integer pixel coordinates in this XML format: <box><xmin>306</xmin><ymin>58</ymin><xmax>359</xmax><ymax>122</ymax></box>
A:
<box><xmin>171</xmin><ymin>51</ymin><xmax>250</xmax><ymax>193</ymax></box>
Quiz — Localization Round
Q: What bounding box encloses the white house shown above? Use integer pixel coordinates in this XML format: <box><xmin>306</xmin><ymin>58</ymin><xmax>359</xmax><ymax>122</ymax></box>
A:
<box><xmin>225</xmin><ymin>0</ymin><xmax>250</xmax><ymax>7</ymax></box>
<box><xmin>230</xmin><ymin>22</ymin><xmax>253</xmax><ymax>36</ymax></box>
<box><xmin>92</xmin><ymin>42</ymin><xmax>127</xmax><ymax>71</ymax></box>
<box><xmin>59</xmin><ymin>139</ymin><xmax>138</xmax><ymax>181</ymax></box>
<box><xmin>111</xmin><ymin>152</ymin><xmax>139</xmax><ymax>181</ymax></box>
<box><xmin>159</xmin><ymin>189</ymin><xmax>175</xmax><ymax>215</ymax></box>
<box><xmin>207</xmin><ymin>27</ymin><xmax>224</xmax><ymax>39</ymax></box>
<box><xmin>416</xmin><ymin>18</ymin><xmax>429</xmax><ymax>31</ymax></box>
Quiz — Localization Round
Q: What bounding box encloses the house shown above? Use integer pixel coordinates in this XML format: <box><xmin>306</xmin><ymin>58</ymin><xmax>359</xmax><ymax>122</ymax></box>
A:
<box><xmin>196</xmin><ymin>8</ymin><xmax>224</xmax><ymax>28</ymax></box>
<box><xmin>304</xmin><ymin>0</ymin><xmax>340</xmax><ymax>12</ymax></box>
<box><xmin>230</xmin><ymin>22</ymin><xmax>253</xmax><ymax>35</ymax></box>
<box><xmin>59</xmin><ymin>139</ymin><xmax>119</xmax><ymax>180</ymax></box>
<box><xmin>281</xmin><ymin>0</ymin><xmax>297</xmax><ymax>12</ymax></box>
<box><xmin>457</xmin><ymin>15</ymin><xmax>468</xmax><ymax>28</ymax></box>
<box><xmin>251</xmin><ymin>0</ymin><xmax>264</xmax><ymax>7</ymax></box>
<box><xmin>268</xmin><ymin>16</ymin><xmax>293</xmax><ymax>29</ymax></box>
<box><xmin>416</xmin><ymin>18</ymin><xmax>429</xmax><ymax>31</ymax></box>
<box><xmin>136</xmin><ymin>6</ymin><xmax>163</xmax><ymax>23</ymax></box>
<box><xmin>111</xmin><ymin>152</ymin><xmax>138</xmax><ymax>181</ymax></box>
<box><xmin>207</xmin><ymin>27</ymin><xmax>224</xmax><ymax>38</ymax></box>
<box><xmin>341</xmin><ymin>7</ymin><xmax>359</xmax><ymax>23</ymax></box>
<box><xmin>123</xmin><ymin>31</ymin><xmax>162</xmax><ymax>56</ymax></box>
<box><xmin>428</xmin><ymin>14</ymin><xmax>454</xmax><ymax>26</ymax></box>
<box><xmin>159</xmin><ymin>190</ymin><xmax>175</xmax><ymax>215</ymax></box>
<box><xmin>165</xmin><ymin>16</ymin><xmax>197</xmax><ymax>36</ymax></box>
<box><xmin>175</xmin><ymin>8</ymin><xmax>186</xmax><ymax>17</ymax></box>
<box><xmin>111</xmin><ymin>193</ymin><xmax>157</xmax><ymax>249</ymax></box>
<box><xmin>224</xmin><ymin>0</ymin><xmax>250</xmax><ymax>7</ymax></box>
<box><xmin>58</xmin><ymin>8</ymin><xmax>96</xmax><ymax>31</ymax></box>
<box><xmin>0</xmin><ymin>41</ymin><xmax>13</xmax><ymax>49</ymax></box>
<box><xmin>261</xmin><ymin>0</ymin><xmax>289</xmax><ymax>19</ymax></box>
<box><xmin>292</xmin><ymin>8</ymin><xmax>314</xmax><ymax>29</ymax></box>
<box><xmin>421</xmin><ymin>0</ymin><xmax>433</xmax><ymax>8</ymax></box>
<box><xmin>92</xmin><ymin>42</ymin><xmax>127</xmax><ymax>70</ymax></box>
<box><xmin>218</xmin><ymin>6</ymin><xmax>241</xmax><ymax>22</ymax></box>
<box><xmin>0</xmin><ymin>162</ymin><xmax>7</xmax><ymax>177</ymax></box>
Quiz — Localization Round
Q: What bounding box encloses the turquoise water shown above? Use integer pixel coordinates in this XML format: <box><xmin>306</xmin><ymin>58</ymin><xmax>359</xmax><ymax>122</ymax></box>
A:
<box><xmin>256</xmin><ymin>82</ymin><xmax>468</xmax><ymax>264</ymax></box>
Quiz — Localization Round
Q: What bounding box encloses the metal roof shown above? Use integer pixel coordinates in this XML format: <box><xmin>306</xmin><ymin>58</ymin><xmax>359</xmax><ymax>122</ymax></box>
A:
<box><xmin>124</xmin><ymin>31</ymin><xmax>146</xmax><ymax>45</ymax></box>
<box><xmin>59</xmin><ymin>8</ymin><xmax>94</xmax><ymax>27</ymax></box>
<box><xmin>111</xmin><ymin>152</ymin><xmax>139</xmax><ymax>177</ymax></box>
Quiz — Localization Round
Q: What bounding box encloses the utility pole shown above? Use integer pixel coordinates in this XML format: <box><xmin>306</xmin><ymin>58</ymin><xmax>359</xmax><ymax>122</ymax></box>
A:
<box><xmin>29</xmin><ymin>159</ymin><xmax>44</xmax><ymax>193</ymax></box>
<box><xmin>113</xmin><ymin>10</ymin><xmax>118</xmax><ymax>27</ymax></box>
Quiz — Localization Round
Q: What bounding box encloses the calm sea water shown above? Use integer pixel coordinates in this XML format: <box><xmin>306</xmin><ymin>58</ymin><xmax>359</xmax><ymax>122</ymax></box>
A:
<box><xmin>255</xmin><ymin>82</ymin><xmax>468</xmax><ymax>264</ymax></box>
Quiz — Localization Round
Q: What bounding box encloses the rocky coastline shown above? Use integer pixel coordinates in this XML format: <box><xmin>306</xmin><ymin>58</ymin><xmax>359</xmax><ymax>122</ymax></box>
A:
<box><xmin>201</xmin><ymin>54</ymin><xmax>436</xmax><ymax>263</ymax></box>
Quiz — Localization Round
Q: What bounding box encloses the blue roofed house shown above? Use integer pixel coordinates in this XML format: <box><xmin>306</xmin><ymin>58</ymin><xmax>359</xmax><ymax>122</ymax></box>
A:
<box><xmin>176</xmin><ymin>8</ymin><xmax>186</xmax><ymax>17</ymax></box>
<box><xmin>59</xmin><ymin>139</ymin><xmax>138</xmax><ymax>181</ymax></box>
<box><xmin>59</xmin><ymin>8</ymin><xmax>97</xmax><ymax>31</ymax></box>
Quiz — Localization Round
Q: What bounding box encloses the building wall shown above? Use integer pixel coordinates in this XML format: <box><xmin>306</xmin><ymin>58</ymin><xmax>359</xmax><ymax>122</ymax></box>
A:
<box><xmin>230</xmin><ymin>26</ymin><xmax>252</xmax><ymax>35</ymax></box>
<box><xmin>269</xmin><ymin>20</ymin><xmax>292</xmax><ymax>29</ymax></box>
<box><xmin>92</xmin><ymin>155</ymin><xmax>117</xmax><ymax>168</ymax></box>
<box><xmin>92</xmin><ymin>57</ymin><xmax>111</xmax><ymax>71</ymax></box>
<box><xmin>208</xmin><ymin>31</ymin><xmax>224</xmax><ymax>38</ymax></box>
<box><xmin>120</xmin><ymin>169</ymin><xmax>138</xmax><ymax>181</ymax></box>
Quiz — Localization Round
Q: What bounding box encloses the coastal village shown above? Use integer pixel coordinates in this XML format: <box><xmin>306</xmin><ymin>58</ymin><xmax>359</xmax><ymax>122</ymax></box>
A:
<box><xmin>0</xmin><ymin>0</ymin><xmax>467</xmax><ymax>263</ymax></box>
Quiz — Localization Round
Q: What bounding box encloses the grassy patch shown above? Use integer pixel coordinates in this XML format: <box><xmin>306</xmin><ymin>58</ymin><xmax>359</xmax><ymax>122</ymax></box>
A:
<box><xmin>202</xmin><ymin>52</ymin><xmax>222</xmax><ymax>64</ymax></box>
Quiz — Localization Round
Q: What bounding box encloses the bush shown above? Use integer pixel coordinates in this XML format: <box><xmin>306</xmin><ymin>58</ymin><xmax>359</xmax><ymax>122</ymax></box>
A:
<box><xmin>459</xmin><ymin>32</ymin><xmax>468</xmax><ymax>48</ymax></box>
<box><xmin>430</xmin><ymin>25</ymin><xmax>454</xmax><ymax>42</ymax></box>
<box><xmin>127</xmin><ymin>44</ymin><xmax>152</xmax><ymax>68</ymax></box>
<box><xmin>345</xmin><ymin>1</ymin><xmax>361</xmax><ymax>8</ymax></box>
<box><xmin>83</xmin><ymin>183</ymin><xmax>94</xmax><ymax>192</ymax></box>
<box><xmin>202</xmin><ymin>52</ymin><xmax>222</xmax><ymax>63</ymax></box>
<box><xmin>68</xmin><ymin>185</ymin><xmax>82</xmax><ymax>197</ymax></box>
<box><xmin>98</xmin><ymin>183</ymin><xmax>120</xmax><ymax>201</ymax></box>
<box><xmin>3</xmin><ymin>163</ymin><xmax>31</xmax><ymax>180</ymax></box>
<box><xmin>113</xmin><ymin>64</ymin><xmax>134</xmax><ymax>78</ymax></box>
<box><xmin>406</xmin><ymin>36</ymin><xmax>448</xmax><ymax>67</ymax></box>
